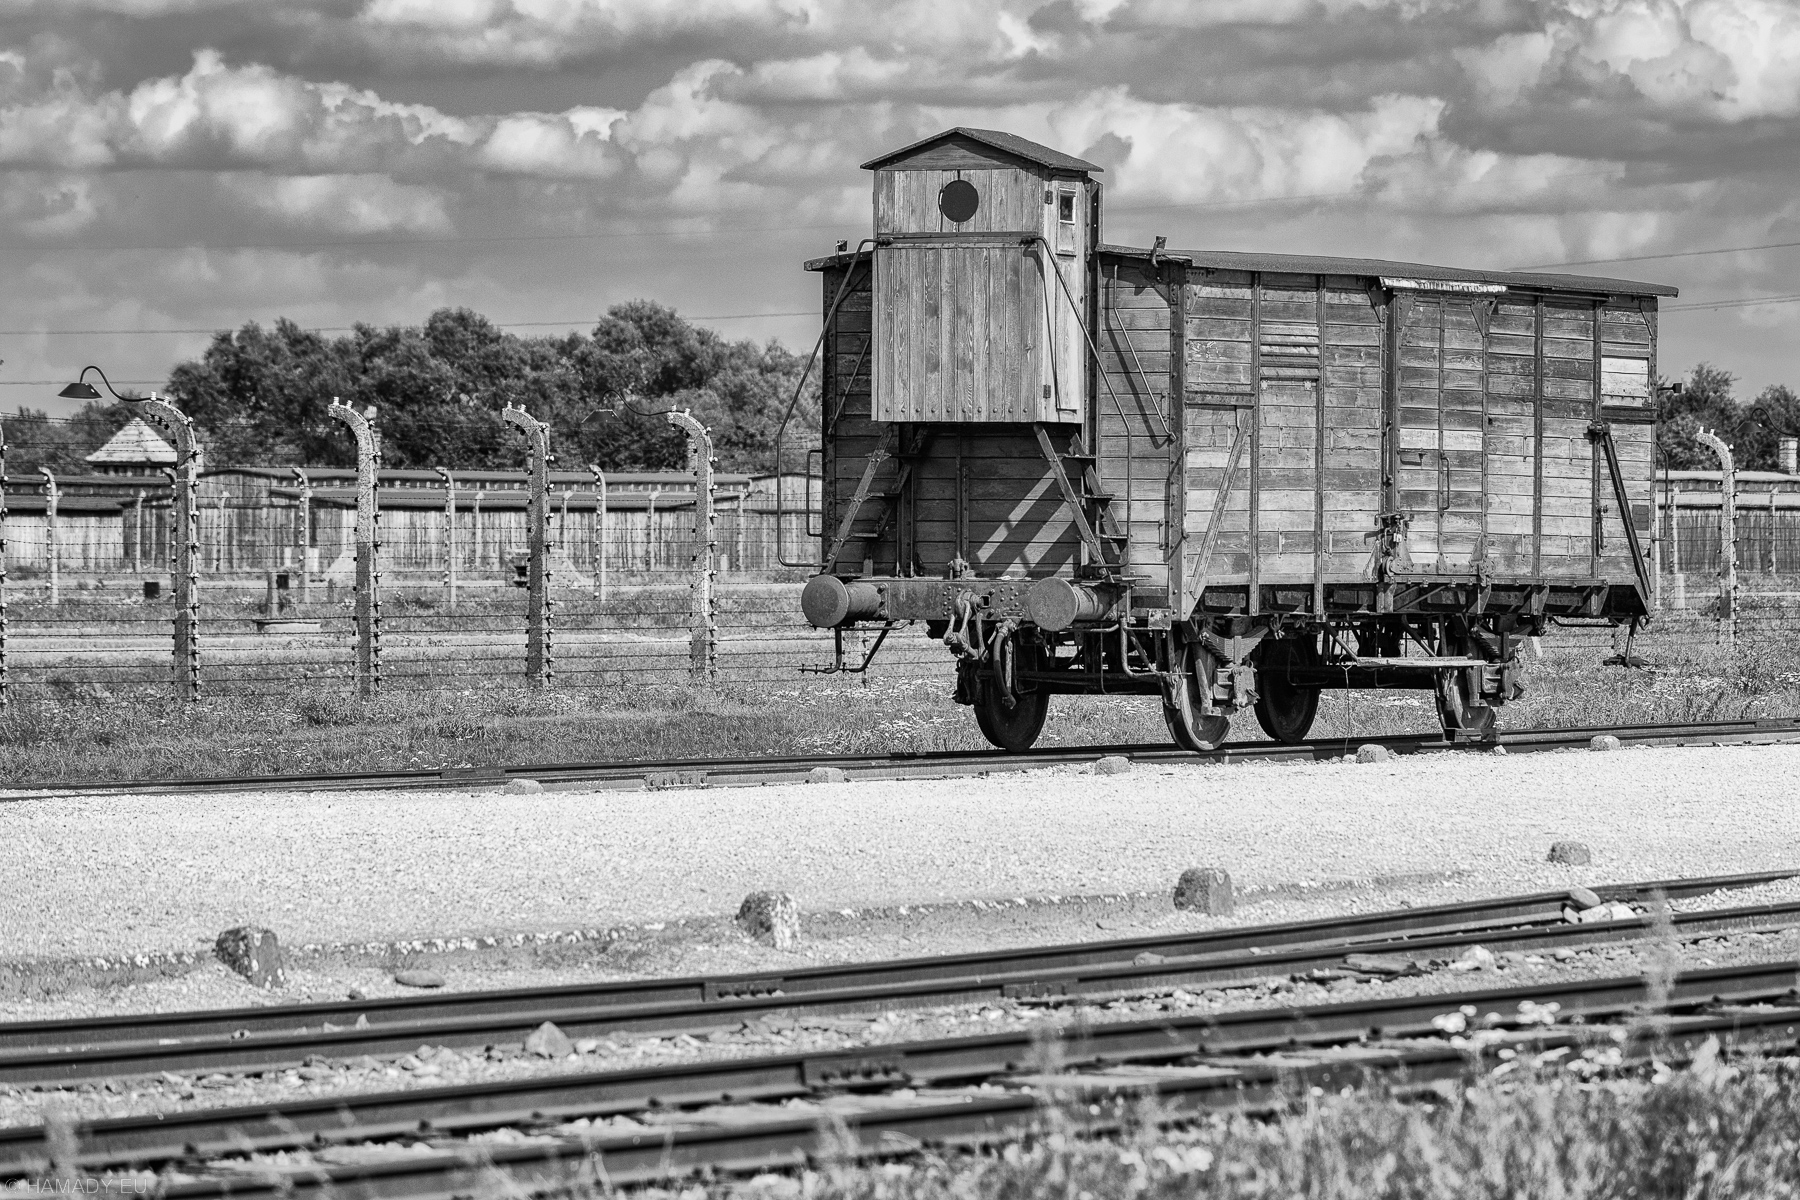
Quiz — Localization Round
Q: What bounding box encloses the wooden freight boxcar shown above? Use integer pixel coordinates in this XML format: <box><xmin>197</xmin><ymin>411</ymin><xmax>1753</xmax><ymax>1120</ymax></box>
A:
<box><xmin>795</xmin><ymin>128</ymin><xmax>1674</xmax><ymax>751</ymax></box>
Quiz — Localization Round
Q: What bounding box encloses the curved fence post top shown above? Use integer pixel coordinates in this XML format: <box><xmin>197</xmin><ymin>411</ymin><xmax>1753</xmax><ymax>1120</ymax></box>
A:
<box><xmin>131</xmin><ymin>395</ymin><xmax>197</xmax><ymax>461</ymax></box>
<box><xmin>1693</xmin><ymin>427</ymin><xmax>1735</xmax><ymax>473</ymax></box>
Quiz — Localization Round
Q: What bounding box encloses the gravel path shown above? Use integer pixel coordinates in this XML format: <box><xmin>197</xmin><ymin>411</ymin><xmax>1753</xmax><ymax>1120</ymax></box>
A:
<box><xmin>4</xmin><ymin>741</ymin><xmax>1799</xmax><ymax>960</ymax></box>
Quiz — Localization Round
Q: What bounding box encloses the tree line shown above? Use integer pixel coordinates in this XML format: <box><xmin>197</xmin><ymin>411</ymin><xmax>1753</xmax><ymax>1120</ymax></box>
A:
<box><xmin>1655</xmin><ymin>365</ymin><xmax>1800</xmax><ymax>472</ymax></box>
<box><xmin>3</xmin><ymin>303</ymin><xmax>819</xmax><ymax>476</ymax></box>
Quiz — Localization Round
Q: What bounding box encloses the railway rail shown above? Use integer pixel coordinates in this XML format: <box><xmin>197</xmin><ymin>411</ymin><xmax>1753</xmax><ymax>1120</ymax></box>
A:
<box><xmin>9</xmin><ymin>959</ymin><xmax>1798</xmax><ymax>1194</ymax></box>
<box><xmin>5</xmin><ymin>716</ymin><xmax>1797</xmax><ymax>802</ymax></box>
<box><xmin>2</xmin><ymin>869</ymin><xmax>1792</xmax><ymax>1089</ymax></box>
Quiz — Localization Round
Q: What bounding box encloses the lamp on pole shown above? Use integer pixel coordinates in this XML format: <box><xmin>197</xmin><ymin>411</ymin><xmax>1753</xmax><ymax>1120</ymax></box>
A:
<box><xmin>61</xmin><ymin>369</ymin><xmax>200</xmax><ymax>699</ymax></box>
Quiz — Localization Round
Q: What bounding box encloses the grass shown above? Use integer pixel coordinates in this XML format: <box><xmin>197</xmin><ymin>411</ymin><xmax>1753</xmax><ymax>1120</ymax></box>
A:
<box><xmin>0</xmin><ymin>604</ymin><xmax>1794</xmax><ymax>786</ymax></box>
<box><xmin>765</xmin><ymin>1054</ymin><xmax>1800</xmax><ymax>1200</ymax></box>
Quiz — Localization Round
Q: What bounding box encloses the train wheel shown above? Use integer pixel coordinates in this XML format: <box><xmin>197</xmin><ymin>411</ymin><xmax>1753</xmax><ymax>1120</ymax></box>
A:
<box><xmin>1253</xmin><ymin>640</ymin><xmax>1322</xmax><ymax>744</ymax></box>
<box><xmin>973</xmin><ymin>632</ymin><xmax>1049</xmax><ymax>753</ymax></box>
<box><xmin>1163</xmin><ymin>639</ymin><xmax>1232</xmax><ymax>752</ymax></box>
<box><xmin>1435</xmin><ymin>668</ymin><xmax>1497</xmax><ymax>743</ymax></box>
<box><xmin>975</xmin><ymin>689</ymin><xmax>1049</xmax><ymax>752</ymax></box>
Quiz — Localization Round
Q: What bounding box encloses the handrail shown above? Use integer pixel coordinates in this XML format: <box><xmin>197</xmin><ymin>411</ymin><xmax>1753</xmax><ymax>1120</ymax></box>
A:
<box><xmin>775</xmin><ymin>239</ymin><xmax>876</xmax><ymax>567</ymax></box>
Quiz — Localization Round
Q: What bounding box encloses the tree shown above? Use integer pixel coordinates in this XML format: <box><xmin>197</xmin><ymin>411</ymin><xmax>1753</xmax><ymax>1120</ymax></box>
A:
<box><xmin>1655</xmin><ymin>363</ymin><xmax>1743</xmax><ymax>470</ymax></box>
<box><xmin>0</xmin><ymin>403</ymin><xmax>134</xmax><ymax>477</ymax></box>
<box><xmin>163</xmin><ymin>303</ymin><xmax>818</xmax><ymax>473</ymax></box>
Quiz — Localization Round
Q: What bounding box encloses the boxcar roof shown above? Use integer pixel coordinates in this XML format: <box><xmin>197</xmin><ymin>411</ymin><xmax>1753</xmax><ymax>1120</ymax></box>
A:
<box><xmin>861</xmin><ymin>127</ymin><xmax>1102</xmax><ymax>174</ymax></box>
<box><xmin>1100</xmin><ymin>245</ymin><xmax>1677</xmax><ymax>298</ymax></box>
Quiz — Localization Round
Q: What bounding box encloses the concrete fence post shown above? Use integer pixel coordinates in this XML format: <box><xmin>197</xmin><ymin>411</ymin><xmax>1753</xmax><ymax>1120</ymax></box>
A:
<box><xmin>0</xmin><ymin>422</ymin><xmax>8</xmax><ymax>709</ymax></box>
<box><xmin>132</xmin><ymin>489</ymin><xmax>145</xmax><ymax>576</ymax></box>
<box><xmin>645</xmin><ymin>492</ymin><xmax>659</xmax><ymax>572</ymax></box>
<box><xmin>329</xmin><ymin>399</ymin><xmax>382</xmax><ymax>697</ymax></box>
<box><xmin>434</xmin><ymin>466</ymin><xmax>457</xmax><ymax>612</ymax></box>
<box><xmin>1695</xmin><ymin>427</ymin><xmax>1737</xmax><ymax>644</ymax></box>
<box><xmin>666</xmin><ymin>409</ymin><xmax>717</xmax><ymax>686</ymax></box>
<box><xmin>37</xmin><ymin>468</ymin><xmax>58</xmax><ymax>607</ymax></box>
<box><xmin>137</xmin><ymin>397</ymin><xmax>201</xmax><ymax>701</ymax></box>
<box><xmin>503</xmin><ymin>404</ymin><xmax>553</xmax><ymax>688</ymax></box>
<box><xmin>291</xmin><ymin>468</ymin><xmax>312</xmax><ymax>604</ymax></box>
<box><xmin>471</xmin><ymin>489</ymin><xmax>484</xmax><ymax>575</ymax></box>
<box><xmin>212</xmin><ymin>492</ymin><xmax>225</xmax><ymax>574</ymax></box>
<box><xmin>593</xmin><ymin>466</ymin><xmax>608</xmax><ymax>600</ymax></box>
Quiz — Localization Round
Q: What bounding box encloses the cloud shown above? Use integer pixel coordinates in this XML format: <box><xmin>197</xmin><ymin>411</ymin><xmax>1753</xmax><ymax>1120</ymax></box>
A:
<box><xmin>0</xmin><ymin>0</ymin><xmax>1797</xmax><ymax>401</ymax></box>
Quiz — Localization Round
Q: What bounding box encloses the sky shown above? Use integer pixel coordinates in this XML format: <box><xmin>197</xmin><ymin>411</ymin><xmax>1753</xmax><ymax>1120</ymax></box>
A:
<box><xmin>0</xmin><ymin>0</ymin><xmax>1796</xmax><ymax>417</ymax></box>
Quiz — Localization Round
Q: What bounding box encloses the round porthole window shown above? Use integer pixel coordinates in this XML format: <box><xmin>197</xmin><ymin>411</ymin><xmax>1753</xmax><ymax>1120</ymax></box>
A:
<box><xmin>938</xmin><ymin>179</ymin><xmax>979</xmax><ymax>224</ymax></box>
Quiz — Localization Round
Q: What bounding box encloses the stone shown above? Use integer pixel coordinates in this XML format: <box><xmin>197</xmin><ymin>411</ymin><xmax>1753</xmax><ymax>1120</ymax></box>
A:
<box><xmin>1547</xmin><ymin>841</ymin><xmax>1592</xmax><ymax>866</ymax></box>
<box><xmin>1491</xmin><ymin>745</ymin><xmax>1508</xmax><ymax>755</ymax></box>
<box><xmin>503</xmin><ymin>778</ymin><xmax>545</xmax><ymax>794</ymax></box>
<box><xmin>736</xmin><ymin>891</ymin><xmax>801</xmax><ymax>950</ymax></box>
<box><xmin>1567</xmin><ymin>886</ymin><xmax>1602</xmax><ymax>909</ymax></box>
<box><xmin>524</xmin><ymin>1021</ymin><xmax>573</xmax><ymax>1059</ymax></box>
<box><xmin>1458</xmin><ymin>945</ymin><xmax>1496</xmax><ymax>969</ymax></box>
<box><xmin>805</xmin><ymin>767</ymin><xmax>847</xmax><ymax>784</ymax></box>
<box><xmin>394</xmin><ymin>969</ymin><xmax>446</xmax><ymax>989</ymax></box>
<box><xmin>1589</xmin><ymin>735</ymin><xmax>1621</xmax><ymax>752</ymax></box>
<box><xmin>1343</xmin><ymin>953</ymin><xmax>1419</xmax><ymax>977</ymax></box>
<box><xmin>1173</xmin><ymin>867</ymin><xmax>1234</xmax><ymax>916</ymax></box>
<box><xmin>214</xmin><ymin>926</ymin><xmax>285</xmax><ymax>988</ymax></box>
<box><xmin>1093</xmin><ymin>755</ymin><xmax>1132</xmax><ymax>776</ymax></box>
<box><xmin>1354</xmin><ymin>744</ymin><xmax>1391</xmax><ymax>763</ymax></box>
<box><xmin>1578</xmin><ymin>903</ymin><xmax>1637</xmax><ymax>923</ymax></box>
<box><xmin>1554</xmin><ymin>948</ymin><xmax>1578</xmax><ymax>962</ymax></box>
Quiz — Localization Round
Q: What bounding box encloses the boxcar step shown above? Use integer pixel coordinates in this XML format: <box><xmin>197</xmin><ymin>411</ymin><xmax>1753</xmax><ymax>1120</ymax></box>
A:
<box><xmin>1346</xmin><ymin>656</ymin><xmax>1490</xmax><ymax>668</ymax></box>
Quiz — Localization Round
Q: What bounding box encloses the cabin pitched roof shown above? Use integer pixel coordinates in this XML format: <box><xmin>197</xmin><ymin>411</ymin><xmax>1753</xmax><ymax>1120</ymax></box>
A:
<box><xmin>84</xmin><ymin>417</ymin><xmax>177</xmax><ymax>466</ymax></box>
<box><xmin>861</xmin><ymin>127</ymin><xmax>1102</xmax><ymax>174</ymax></box>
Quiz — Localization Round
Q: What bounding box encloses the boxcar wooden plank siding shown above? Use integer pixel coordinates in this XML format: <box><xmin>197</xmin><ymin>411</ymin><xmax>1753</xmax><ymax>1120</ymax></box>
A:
<box><xmin>811</xmin><ymin>219</ymin><xmax>1667</xmax><ymax>626</ymax></box>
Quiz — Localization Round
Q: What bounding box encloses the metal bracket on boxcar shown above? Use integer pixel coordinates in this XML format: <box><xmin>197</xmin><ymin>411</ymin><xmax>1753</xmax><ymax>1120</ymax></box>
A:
<box><xmin>1365</xmin><ymin>510</ymin><xmax>1414</xmax><ymax>580</ymax></box>
<box><xmin>801</xmin><ymin>622</ymin><xmax>899</xmax><ymax>675</ymax></box>
<box><xmin>1198</xmin><ymin>628</ymin><xmax>1266</xmax><ymax>667</ymax></box>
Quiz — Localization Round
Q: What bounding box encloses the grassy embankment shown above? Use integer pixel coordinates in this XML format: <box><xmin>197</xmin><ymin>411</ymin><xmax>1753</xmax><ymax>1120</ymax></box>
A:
<box><xmin>779</xmin><ymin>1054</ymin><xmax>1800</xmax><ymax>1200</ymax></box>
<box><xmin>0</xmin><ymin>597</ymin><xmax>1794</xmax><ymax>785</ymax></box>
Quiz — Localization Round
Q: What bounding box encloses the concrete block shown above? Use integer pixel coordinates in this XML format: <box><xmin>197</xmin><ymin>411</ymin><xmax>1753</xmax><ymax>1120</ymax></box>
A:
<box><xmin>805</xmin><ymin>767</ymin><xmax>847</xmax><ymax>784</ymax></box>
<box><xmin>737</xmin><ymin>891</ymin><xmax>801</xmax><ymax>950</ymax></box>
<box><xmin>1093</xmin><ymin>755</ymin><xmax>1131</xmax><ymax>775</ymax></box>
<box><xmin>214</xmin><ymin>926</ymin><xmax>285</xmax><ymax>989</ymax></box>
<box><xmin>1355</xmin><ymin>744</ymin><xmax>1390</xmax><ymax>763</ymax></box>
<box><xmin>1547</xmin><ymin>841</ymin><xmax>1592</xmax><ymax>866</ymax></box>
<box><xmin>1173</xmin><ymin>867</ymin><xmax>1233</xmax><ymax>916</ymax></box>
<box><xmin>503</xmin><ymin>778</ymin><xmax>545</xmax><ymax>794</ymax></box>
<box><xmin>1589</xmin><ymin>735</ymin><xmax>1621</xmax><ymax>752</ymax></box>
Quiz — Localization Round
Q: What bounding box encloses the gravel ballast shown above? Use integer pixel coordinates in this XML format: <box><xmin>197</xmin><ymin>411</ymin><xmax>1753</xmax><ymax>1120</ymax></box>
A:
<box><xmin>3</xmin><ymin>741</ymin><xmax>1799</xmax><ymax>961</ymax></box>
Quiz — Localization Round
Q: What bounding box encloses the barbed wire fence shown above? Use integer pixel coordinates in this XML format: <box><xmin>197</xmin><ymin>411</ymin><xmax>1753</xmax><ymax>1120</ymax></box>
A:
<box><xmin>0</xmin><ymin>402</ymin><xmax>947</xmax><ymax>708</ymax></box>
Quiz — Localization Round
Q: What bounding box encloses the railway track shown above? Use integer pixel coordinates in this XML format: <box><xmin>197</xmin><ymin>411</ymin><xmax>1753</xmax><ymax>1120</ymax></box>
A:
<box><xmin>2</xmin><ymin>869</ymin><xmax>1792</xmax><ymax>1089</ymax></box>
<box><xmin>5</xmin><ymin>716</ymin><xmax>1798</xmax><ymax>801</ymax></box>
<box><xmin>10</xmin><ymin>959</ymin><xmax>1798</xmax><ymax>1194</ymax></box>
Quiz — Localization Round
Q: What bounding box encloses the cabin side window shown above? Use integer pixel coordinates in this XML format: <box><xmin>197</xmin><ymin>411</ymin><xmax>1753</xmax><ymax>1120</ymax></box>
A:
<box><xmin>1055</xmin><ymin>189</ymin><xmax>1078</xmax><ymax>255</ymax></box>
<box><xmin>1601</xmin><ymin>356</ymin><xmax>1649</xmax><ymax>406</ymax></box>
